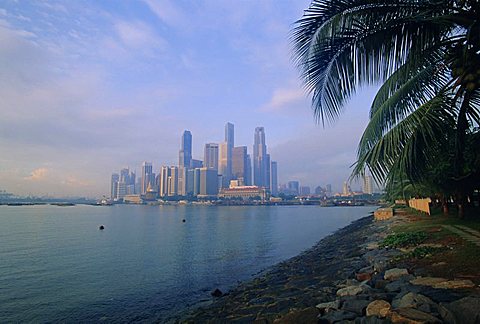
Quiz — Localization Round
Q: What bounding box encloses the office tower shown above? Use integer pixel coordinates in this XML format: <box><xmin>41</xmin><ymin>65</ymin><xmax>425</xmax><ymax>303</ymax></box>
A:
<box><xmin>225</xmin><ymin>122</ymin><xmax>234</xmax><ymax>178</ymax></box>
<box><xmin>253</xmin><ymin>127</ymin><xmax>268</xmax><ymax>187</ymax></box>
<box><xmin>117</xmin><ymin>181</ymin><xmax>127</xmax><ymax>199</ymax></box>
<box><xmin>204</xmin><ymin>143</ymin><xmax>219</xmax><ymax>170</ymax></box>
<box><xmin>270</xmin><ymin>161</ymin><xmax>278</xmax><ymax>195</ymax></box>
<box><xmin>314</xmin><ymin>186</ymin><xmax>324</xmax><ymax>195</ymax></box>
<box><xmin>265</xmin><ymin>154</ymin><xmax>271</xmax><ymax>190</ymax></box>
<box><xmin>159</xmin><ymin>166</ymin><xmax>170</xmax><ymax>197</ymax></box>
<box><xmin>186</xmin><ymin>169</ymin><xmax>195</xmax><ymax>195</ymax></box>
<box><xmin>218</xmin><ymin>142</ymin><xmax>229</xmax><ymax>187</ymax></box>
<box><xmin>193</xmin><ymin>168</ymin><xmax>201</xmax><ymax>195</ymax></box>
<box><xmin>245</xmin><ymin>154</ymin><xmax>252</xmax><ymax>185</ymax></box>
<box><xmin>288</xmin><ymin>181</ymin><xmax>300</xmax><ymax>195</ymax></box>
<box><xmin>168</xmin><ymin>166</ymin><xmax>179</xmax><ymax>196</ymax></box>
<box><xmin>232</xmin><ymin>146</ymin><xmax>248</xmax><ymax>185</ymax></box>
<box><xmin>141</xmin><ymin>162</ymin><xmax>153</xmax><ymax>195</ymax></box>
<box><xmin>179</xmin><ymin>130</ymin><xmax>192</xmax><ymax>168</ymax></box>
<box><xmin>120</xmin><ymin>168</ymin><xmax>130</xmax><ymax>183</ymax></box>
<box><xmin>299</xmin><ymin>186</ymin><xmax>310</xmax><ymax>195</ymax></box>
<box><xmin>111</xmin><ymin>173</ymin><xmax>119</xmax><ymax>200</ymax></box>
<box><xmin>326</xmin><ymin>184</ymin><xmax>332</xmax><ymax>197</ymax></box>
<box><xmin>342</xmin><ymin>181</ymin><xmax>351</xmax><ymax>196</ymax></box>
<box><xmin>178</xmin><ymin>167</ymin><xmax>187</xmax><ymax>196</ymax></box>
<box><xmin>199</xmin><ymin>167</ymin><xmax>218</xmax><ymax>196</ymax></box>
<box><xmin>191</xmin><ymin>159</ymin><xmax>203</xmax><ymax>168</ymax></box>
<box><xmin>363</xmin><ymin>175</ymin><xmax>373</xmax><ymax>194</ymax></box>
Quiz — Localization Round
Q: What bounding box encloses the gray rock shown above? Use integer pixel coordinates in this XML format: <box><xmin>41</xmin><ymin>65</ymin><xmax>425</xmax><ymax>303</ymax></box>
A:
<box><xmin>392</xmin><ymin>292</ymin><xmax>437</xmax><ymax>313</ymax></box>
<box><xmin>384</xmin><ymin>268</ymin><xmax>409</xmax><ymax>281</ymax></box>
<box><xmin>384</xmin><ymin>280</ymin><xmax>407</xmax><ymax>293</ymax></box>
<box><xmin>440</xmin><ymin>297</ymin><xmax>480</xmax><ymax>324</ymax></box>
<box><xmin>342</xmin><ymin>298</ymin><xmax>370</xmax><ymax>315</ymax></box>
<box><xmin>318</xmin><ymin>310</ymin><xmax>357</xmax><ymax>323</ymax></box>
<box><xmin>316</xmin><ymin>300</ymin><xmax>341</xmax><ymax>313</ymax></box>
<box><xmin>337</xmin><ymin>285</ymin><xmax>364</xmax><ymax>297</ymax></box>
<box><xmin>391</xmin><ymin>307</ymin><xmax>441</xmax><ymax>323</ymax></box>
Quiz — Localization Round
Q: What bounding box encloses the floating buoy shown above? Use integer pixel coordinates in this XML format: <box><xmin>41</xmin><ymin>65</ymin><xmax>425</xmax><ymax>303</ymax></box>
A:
<box><xmin>182</xmin><ymin>219</ymin><xmax>186</xmax><ymax>223</ymax></box>
<box><xmin>99</xmin><ymin>225</ymin><xmax>105</xmax><ymax>230</ymax></box>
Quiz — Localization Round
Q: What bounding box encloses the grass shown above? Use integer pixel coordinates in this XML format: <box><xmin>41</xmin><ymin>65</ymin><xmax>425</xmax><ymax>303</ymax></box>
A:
<box><xmin>387</xmin><ymin>207</ymin><xmax>480</xmax><ymax>282</ymax></box>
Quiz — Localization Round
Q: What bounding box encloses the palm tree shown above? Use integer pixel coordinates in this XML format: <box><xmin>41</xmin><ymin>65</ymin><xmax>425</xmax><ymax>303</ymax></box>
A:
<box><xmin>292</xmin><ymin>0</ymin><xmax>480</xmax><ymax>217</ymax></box>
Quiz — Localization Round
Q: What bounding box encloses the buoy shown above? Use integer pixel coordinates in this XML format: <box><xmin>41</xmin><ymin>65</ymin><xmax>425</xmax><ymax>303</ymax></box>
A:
<box><xmin>99</xmin><ymin>225</ymin><xmax>105</xmax><ymax>230</ymax></box>
<box><xmin>182</xmin><ymin>219</ymin><xmax>186</xmax><ymax>223</ymax></box>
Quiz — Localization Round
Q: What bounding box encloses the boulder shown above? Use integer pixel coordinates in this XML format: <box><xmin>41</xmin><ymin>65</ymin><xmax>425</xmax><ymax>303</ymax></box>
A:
<box><xmin>342</xmin><ymin>298</ymin><xmax>370</xmax><ymax>315</ymax></box>
<box><xmin>392</xmin><ymin>292</ymin><xmax>437</xmax><ymax>313</ymax></box>
<box><xmin>390</xmin><ymin>307</ymin><xmax>441</xmax><ymax>323</ymax></box>
<box><xmin>336</xmin><ymin>285</ymin><xmax>363</xmax><ymax>297</ymax></box>
<box><xmin>440</xmin><ymin>297</ymin><xmax>480</xmax><ymax>324</ymax></box>
<box><xmin>318</xmin><ymin>310</ymin><xmax>357</xmax><ymax>323</ymax></box>
<box><xmin>410</xmin><ymin>277</ymin><xmax>475</xmax><ymax>289</ymax></box>
<box><xmin>384</xmin><ymin>268</ymin><xmax>409</xmax><ymax>281</ymax></box>
<box><xmin>316</xmin><ymin>300</ymin><xmax>340</xmax><ymax>313</ymax></box>
<box><xmin>211</xmin><ymin>288</ymin><xmax>223</xmax><ymax>297</ymax></box>
<box><xmin>273</xmin><ymin>307</ymin><xmax>319</xmax><ymax>324</ymax></box>
<box><xmin>366</xmin><ymin>300</ymin><xmax>391</xmax><ymax>318</ymax></box>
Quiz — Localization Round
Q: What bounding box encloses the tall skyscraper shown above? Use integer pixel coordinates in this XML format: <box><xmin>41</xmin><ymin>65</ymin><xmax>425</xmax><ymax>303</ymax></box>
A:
<box><xmin>232</xmin><ymin>146</ymin><xmax>248</xmax><ymax>185</ymax></box>
<box><xmin>199</xmin><ymin>167</ymin><xmax>218</xmax><ymax>196</ymax></box>
<box><xmin>363</xmin><ymin>175</ymin><xmax>373</xmax><ymax>194</ymax></box>
<box><xmin>218</xmin><ymin>142</ymin><xmax>229</xmax><ymax>187</ymax></box>
<box><xmin>204</xmin><ymin>143</ymin><xmax>219</xmax><ymax>170</ymax></box>
<box><xmin>253</xmin><ymin>127</ymin><xmax>268</xmax><ymax>187</ymax></box>
<box><xmin>245</xmin><ymin>154</ymin><xmax>252</xmax><ymax>185</ymax></box>
<box><xmin>179</xmin><ymin>130</ymin><xmax>192</xmax><ymax>168</ymax></box>
<box><xmin>168</xmin><ymin>166</ymin><xmax>179</xmax><ymax>196</ymax></box>
<box><xmin>141</xmin><ymin>162</ymin><xmax>153</xmax><ymax>195</ymax></box>
<box><xmin>265</xmin><ymin>154</ymin><xmax>271</xmax><ymax>190</ymax></box>
<box><xmin>225</xmin><ymin>122</ymin><xmax>234</xmax><ymax>149</ymax></box>
<box><xmin>159</xmin><ymin>166</ymin><xmax>170</xmax><ymax>197</ymax></box>
<box><xmin>288</xmin><ymin>181</ymin><xmax>300</xmax><ymax>195</ymax></box>
<box><xmin>111</xmin><ymin>173</ymin><xmax>119</xmax><ymax>200</ymax></box>
<box><xmin>270</xmin><ymin>161</ymin><xmax>278</xmax><ymax>195</ymax></box>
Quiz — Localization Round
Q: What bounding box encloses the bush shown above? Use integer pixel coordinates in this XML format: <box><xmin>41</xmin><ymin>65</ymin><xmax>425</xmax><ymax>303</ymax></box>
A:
<box><xmin>380</xmin><ymin>231</ymin><xmax>428</xmax><ymax>248</ymax></box>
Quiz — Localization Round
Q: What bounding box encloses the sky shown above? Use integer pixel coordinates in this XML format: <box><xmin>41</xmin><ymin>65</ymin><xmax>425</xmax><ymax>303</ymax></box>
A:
<box><xmin>0</xmin><ymin>0</ymin><xmax>379</xmax><ymax>198</ymax></box>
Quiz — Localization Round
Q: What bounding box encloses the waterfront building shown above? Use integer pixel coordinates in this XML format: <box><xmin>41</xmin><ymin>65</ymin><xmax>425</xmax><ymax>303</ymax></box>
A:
<box><xmin>287</xmin><ymin>181</ymin><xmax>300</xmax><ymax>195</ymax></box>
<box><xmin>253</xmin><ymin>127</ymin><xmax>268</xmax><ymax>188</ymax></box>
<box><xmin>232</xmin><ymin>146</ymin><xmax>248</xmax><ymax>185</ymax></box>
<box><xmin>225</xmin><ymin>122</ymin><xmax>234</xmax><ymax>180</ymax></box>
<box><xmin>342</xmin><ymin>181</ymin><xmax>351</xmax><ymax>196</ymax></box>
<box><xmin>159</xmin><ymin>166</ymin><xmax>170</xmax><ymax>197</ymax></box>
<box><xmin>218</xmin><ymin>185</ymin><xmax>267</xmax><ymax>201</ymax></box>
<box><xmin>299</xmin><ymin>186</ymin><xmax>311</xmax><ymax>196</ymax></box>
<box><xmin>178</xmin><ymin>166</ymin><xmax>187</xmax><ymax>196</ymax></box>
<box><xmin>179</xmin><ymin>130</ymin><xmax>192</xmax><ymax>168</ymax></box>
<box><xmin>326</xmin><ymin>184</ymin><xmax>332</xmax><ymax>197</ymax></box>
<box><xmin>141</xmin><ymin>162</ymin><xmax>153</xmax><ymax>195</ymax></box>
<box><xmin>218</xmin><ymin>142</ymin><xmax>229</xmax><ymax>187</ymax></box>
<box><xmin>314</xmin><ymin>186</ymin><xmax>325</xmax><ymax>196</ymax></box>
<box><xmin>199</xmin><ymin>167</ymin><xmax>218</xmax><ymax>197</ymax></box>
<box><xmin>191</xmin><ymin>159</ymin><xmax>203</xmax><ymax>168</ymax></box>
<box><xmin>111</xmin><ymin>173</ymin><xmax>119</xmax><ymax>200</ymax></box>
<box><xmin>363</xmin><ymin>175</ymin><xmax>373</xmax><ymax>195</ymax></box>
<box><xmin>204</xmin><ymin>143</ymin><xmax>219</xmax><ymax>170</ymax></box>
<box><xmin>168</xmin><ymin>166</ymin><xmax>179</xmax><ymax>196</ymax></box>
<box><xmin>186</xmin><ymin>168</ymin><xmax>195</xmax><ymax>195</ymax></box>
<box><xmin>245</xmin><ymin>154</ymin><xmax>252</xmax><ymax>185</ymax></box>
<box><xmin>270</xmin><ymin>161</ymin><xmax>278</xmax><ymax>195</ymax></box>
<box><xmin>117</xmin><ymin>181</ymin><xmax>127</xmax><ymax>200</ymax></box>
<box><xmin>123</xmin><ymin>194</ymin><xmax>142</xmax><ymax>204</ymax></box>
<box><xmin>193</xmin><ymin>168</ymin><xmax>201</xmax><ymax>195</ymax></box>
<box><xmin>265</xmin><ymin>154</ymin><xmax>271</xmax><ymax>190</ymax></box>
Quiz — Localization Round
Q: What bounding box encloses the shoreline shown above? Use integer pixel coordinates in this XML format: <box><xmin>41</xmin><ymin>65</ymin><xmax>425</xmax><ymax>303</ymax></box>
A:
<box><xmin>180</xmin><ymin>212</ymin><xmax>480</xmax><ymax>323</ymax></box>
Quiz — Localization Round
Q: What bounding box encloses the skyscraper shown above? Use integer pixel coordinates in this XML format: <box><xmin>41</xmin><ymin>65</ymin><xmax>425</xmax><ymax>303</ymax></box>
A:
<box><xmin>245</xmin><ymin>154</ymin><xmax>252</xmax><ymax>185</ymax></box>
<box><xmin>363</xmin><ymin>175</ymin><xmax>373</xmax><ymax>194</ymax></box>
<box><xmin>225</xmin><ymin>122</ymin><xmax>234</xmax><ymax>150</ymax></box>
<box><xmin>111</xmin><ymin>173</ymin><xmax>119</xmax><ymax>200</ymax></box>
<box><xmin>253</xmin><ymin>127</ymin><xmax>268</xmax><ymax>187</ymax></box>
<box><xmin>179</xmin><ymin>130</ymin><xmax>192</xmax><ymax>168</ymax></box>
<box><xmin>265</xmin><ymin>154</ymin><xmax>271</xmax><ymax>190</ymax></box>
<box><xmin>159</xmin><ymin>166</ymin><xmax>170</xmax><ymax>197</ymax></box>
<box><xmin>232</xmin><ymin>146</ymin><xmax>248</xmax><ymax>185</ymax></box>
<box><xmin>204</xmin><ymin>143</ymin><xmax>219</xmax><ymax>170</ymax></box>
<box><xmin>199</xmin><ymin>167</ymin><xmax>218</xmax><ymax>196</ymax></box>
<box><xmin>141</xmin><ymin>162</ymin><xmax>153</xmax><ymax>195</ymax></box>
<box><xmin>218</xmin><ymin>142</ymin><xmax>229</xmax><ymax>187</ymax></box>
<box><xmin>222</xmin><ymin>122</ymin><xmax>234</xmax><ymax>184</ymax></box>
<box><xmin>168</xmin><ymin>166</ymin><xmax>179</xmax><ymax>196</ymax></box>
<box><xmin>270</xmin><ymin>161</ymin><xmax>278</xmax><ymax>195</ymax></box>
<box><xmin>288</xmin><ymin>181</ymin><xmax>300</xmax><ymax>195</ymax></box>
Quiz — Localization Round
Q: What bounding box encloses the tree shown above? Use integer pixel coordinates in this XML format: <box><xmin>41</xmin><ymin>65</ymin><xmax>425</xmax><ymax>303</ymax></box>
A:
<box><xmin>292</xmin><ymin>0</ymin><xmax>480</xmax><ymax>217</ymax></box>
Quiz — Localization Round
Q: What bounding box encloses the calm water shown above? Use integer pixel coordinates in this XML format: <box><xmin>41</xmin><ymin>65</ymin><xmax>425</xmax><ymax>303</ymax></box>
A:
<box><xmin>0</xmin><ymin>204</ymin><xmax>375</xmax><ymax>322</ymax></box>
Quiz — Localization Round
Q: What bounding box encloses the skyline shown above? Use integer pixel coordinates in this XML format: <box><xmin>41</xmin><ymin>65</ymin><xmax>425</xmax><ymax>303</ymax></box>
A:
<box><xmin>0</xmin><ymin>1</ymin><xmax>378</xmax><ymax>197</ymax></box>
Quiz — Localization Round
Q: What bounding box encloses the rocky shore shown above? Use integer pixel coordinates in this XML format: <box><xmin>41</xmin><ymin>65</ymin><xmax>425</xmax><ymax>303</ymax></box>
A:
<box><xmin>181</xmin><ymin>214</ymin><xmax>480</xmax><ymax>323</ymax></box>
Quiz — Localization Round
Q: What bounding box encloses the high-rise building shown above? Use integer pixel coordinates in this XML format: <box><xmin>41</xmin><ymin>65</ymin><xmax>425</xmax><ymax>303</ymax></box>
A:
<box><xmin>265</xmin><ymin>154</ymin><xmax>271</xmax><ymax>190</ymax></box>
<box><xmin>253</xmin><ymin>127</ymin><xmax>268</xmax><ymax>188</ymax></box>
<box><xmin>191</xmin><ymin>159</ymin><xmax>203</xmax><ymax>168</ymax></box>
<box><xmin>363</xmin><ymin>175</ymin><xmax>373</xmax><ymax>194</ymax></box>
<box><xmin>168</xmin><ymin>166</ymin><xmax>179</xmax><ymax>196</ymax></box>
<box><xmin>141</xmin><ymin>162</ymin><xmax>153</xmax><ymax>195</ymax></box>
<box><xmin>225</xmin><ymin>122</ymin><xmax>234</xmax><ymax>149</ymax></box>
<box><xmin>218</xmin><ymin>142</ymin><xmax>229</xmax><ymax>187</ymax></box>
<box><xmin>299</xmin><ymin>186</ymin><xmax>311</xmax><ymax>196</ymax></box>
<box><xmin>204</xmin><ymin>143</ymin><xmax>219</xmax><ymax>170</ymax></box>
<box><xmin>232</xmin><ymin>146</ymin><xmax>248</xmax><ymax>185</ymax></box>
<box><xmin>179</xmin><ymin>130</ymin><xmax>192</xmax><ymax>168</ymax></box>
<box><xmin>342</xmin><ymin>181</ymin><xmax>351</xmax><ymax>196</ymax></box>
<box><xmin>288</xmin><ymin>181</ymin><xmax>299</xmax><ymax>195</ymax></box>
<box><xmin>111</xmin><ymin>173</ymin><xmax>119</xmax><ymax>200</ymax></box>
<box><xmin>245</xmin><ymin>154</ymin><xmax>252</xmax><ymax>185</ymax></box>
<box><xmin>326</xmin><ymin>184</ymin><xmax>332</xmax><ymax>197</ymax></box>
<box><xmin>199</xmin><ymin>167</ymin><xmax>218</xmax><ymax>196</ymax></box>
<box><xmin>178</xmin><ymin>167</ymin><xmax>187</xmax><ymax>196</ymax></box>
<box><xmin>270</xmin><ymin>161</ymin><xmax>278</xmax><ymax>195</ymax></box>
<box><xmin>159</xmin><ymin>166</ymin><xmax>170</xmax><ymax>197</ymax></box>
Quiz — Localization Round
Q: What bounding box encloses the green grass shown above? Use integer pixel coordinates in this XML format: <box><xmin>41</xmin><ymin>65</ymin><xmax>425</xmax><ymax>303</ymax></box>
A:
<box><xmin>380</xmin><ymin>231</ymin><xmax>427</xmax><ymax>248</ymax></box>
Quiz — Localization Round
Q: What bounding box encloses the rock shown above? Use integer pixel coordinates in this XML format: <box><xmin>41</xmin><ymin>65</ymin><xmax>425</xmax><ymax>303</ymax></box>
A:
<box><xmin>356</xmin><ymin>272</ymin><xmax>372</xmax><ymax>282</ymax></box>
<box><xmin>384</xmin><ymin>268</ymin><xmax>409</xmax><ymax>281</ymax></box>
<box><xmin>410</xmin><ymin>277</ymin><xmax>475</xmax><ymax>289</ymax></box>
<box><xmin>211</xmin><ymin>288</ymin><xmax>223</xmax><ymax>297</ymax></box>
<box><xmin>318</xmin><ymin>310</ymin><xmax>357</xmax><ymax>323</ymax></box>
<box><xmin>337</xmin><ymin>285</ymin><xmax>363</xmax><ymax>297</ymax></box>
<box><xmin>316</xmin><ymin>300</ymin><xmax>340</xmax><ymax>313</ymax></box>
<box><xmin>390</xmin><ymin>307</ymin><xmax>441</xmax><ymax>323</ymax></box>
<box><xmin>342</xmin><ymin>298</ymin><xmax>370</xmax><ymax>315</ymax></box>
<box><xmin>366</xmin><ymin>300</ymin><xmax>391</xmax><ymax>318</ymax></box>
<box><xmin>392</xmin><ymin>292</ymin><xmax>436</xmax><ymax>313</ymax></box>
<box><xmin>440</xmin><ymin>297</ymin><xmax>480</xmax><ymax>324</ymax></box>
<box><xmin>273</xmin><ymin>307</ymin><xmax>319</xmax><ymax>324</ymax></box>
<box><xmin>384</xmin><ymin>281</ymin><xmax>407</xmax><ymax>293</ymax></box>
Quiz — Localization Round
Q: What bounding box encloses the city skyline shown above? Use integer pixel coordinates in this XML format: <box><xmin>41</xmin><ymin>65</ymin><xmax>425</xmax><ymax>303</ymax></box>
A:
<box><xmin>0</xmin><ymin>0</ymin><xmax>376</xmax><ymax>197</ymax></box>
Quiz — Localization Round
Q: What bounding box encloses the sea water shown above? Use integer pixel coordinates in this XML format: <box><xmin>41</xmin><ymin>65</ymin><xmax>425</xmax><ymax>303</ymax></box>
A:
<box><xmin>0</xmin><ymin>204</ymin><xmax>375</xmax><ymax>322</ymax></box>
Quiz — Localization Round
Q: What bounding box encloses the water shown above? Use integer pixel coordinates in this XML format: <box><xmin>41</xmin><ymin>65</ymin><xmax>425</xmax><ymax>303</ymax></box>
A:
<box><xmin>0</xmin><ymin>204</ymin><xmax>375</xmax><ymax>322</ymax></box>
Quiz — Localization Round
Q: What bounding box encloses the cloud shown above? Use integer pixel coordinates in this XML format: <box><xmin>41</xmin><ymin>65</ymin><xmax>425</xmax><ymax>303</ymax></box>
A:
<box><xmin>114</xmin><ymin>20</ymin><xmax>167</xmax><ymax>51</ymax></box>
<box><xmin>24</xmin><ymin>168</ymin><xmax>49</xmax><ymax>181</ymax></box>
<box><xmin>142</xmin><ymin>0</ymin><xmax>187</xmax><ymax>28</ymax></box>
<box><xmin>261</xmin><ymin>87</ymin><xmax>308</xmax><ymax>112</ymax></box>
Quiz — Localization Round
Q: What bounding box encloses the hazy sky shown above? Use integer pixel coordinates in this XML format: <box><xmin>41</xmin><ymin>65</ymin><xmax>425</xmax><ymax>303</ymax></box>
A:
<box><xmin>0</xmin><ymin>0</ymin><xmax>378</xmax><ymax>197</ymax></box>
